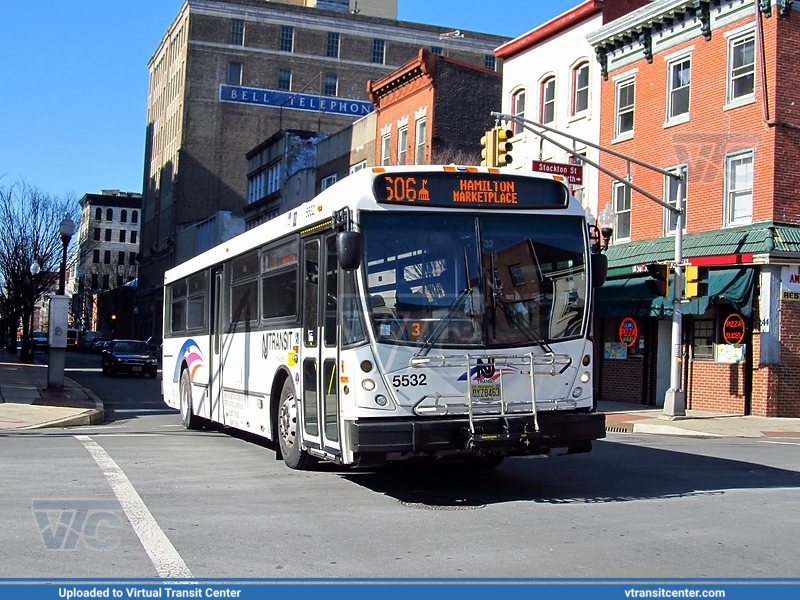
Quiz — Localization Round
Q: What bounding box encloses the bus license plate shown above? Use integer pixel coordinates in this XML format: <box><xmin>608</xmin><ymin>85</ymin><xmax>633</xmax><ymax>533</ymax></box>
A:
<box><xmin>471</xmin><ymin>384</ymin><xmax>501</xmax><ymax>400</ymax></box>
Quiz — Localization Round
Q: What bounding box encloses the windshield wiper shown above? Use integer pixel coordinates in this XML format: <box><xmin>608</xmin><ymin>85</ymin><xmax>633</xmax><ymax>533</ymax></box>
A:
<box><xmin>415</xmin><ymin>285</ymin><xmax>474</xmax><ymax>357</ymax></box>
<box><xmin>491</xmin><ymin>292</ymin><xmax>554</xmax><ymax>354</ymax></box>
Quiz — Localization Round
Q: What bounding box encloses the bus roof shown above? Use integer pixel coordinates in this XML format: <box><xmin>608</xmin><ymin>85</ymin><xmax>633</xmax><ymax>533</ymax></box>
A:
<box><xmin>164</xmin><ymin>165</ymin><xmax>581</xmax><ymax>284</ymax></box>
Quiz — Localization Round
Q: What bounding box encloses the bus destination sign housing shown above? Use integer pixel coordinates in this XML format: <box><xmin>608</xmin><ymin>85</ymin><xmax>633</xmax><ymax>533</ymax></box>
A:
<box><xmin>374</xmin><ymin>173</ymin><xmax>569</xmax><ymax>209</ymax></box>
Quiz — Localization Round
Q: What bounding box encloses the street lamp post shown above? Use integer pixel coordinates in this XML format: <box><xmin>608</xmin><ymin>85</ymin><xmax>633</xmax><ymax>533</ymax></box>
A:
<box><xmin>47</xmin><ymin>215</ymin><xmax>76</xmax><ymax>389</ymax></box>
<box><xmin>21</xmin><ymin>261</ymin><xmax>41</xmax><ymax>363</ymax></box>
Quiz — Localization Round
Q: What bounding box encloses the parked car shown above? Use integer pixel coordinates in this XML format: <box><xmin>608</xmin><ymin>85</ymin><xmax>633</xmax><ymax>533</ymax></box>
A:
<box><xmin>145</xmin><ymin>336</ymin><xmax>162</xmax><ymax>358</ymax></box>
<box><xmin>101</xmin><ymin>339</ymin><xmax>158</xmax><ymax>378</ymax></box>
<box><xmin>31</xmin><ymin>331</ymin><xmax>49</xmax><ymax>353</ymax></box>
<box><xmin>91</xmin><ymin>338</ymin><xmax>109</xmax><ymax>353</ymax></box>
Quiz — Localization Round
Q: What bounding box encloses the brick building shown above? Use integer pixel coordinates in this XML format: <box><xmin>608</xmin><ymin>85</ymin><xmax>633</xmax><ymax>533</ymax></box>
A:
<box><xmin>587</xmin><ymin>0</ymin><xmax>800</xmax><ymax>417</ymax></box>
<box><xmin>366</xmin><ymin>49</ymin><xmax>502</xmax><ymax>167</ymax></box>
<box><xmin>137</xmin><ymin>0</ymin><xmax>507</xmax><ymax>338</ymax></box>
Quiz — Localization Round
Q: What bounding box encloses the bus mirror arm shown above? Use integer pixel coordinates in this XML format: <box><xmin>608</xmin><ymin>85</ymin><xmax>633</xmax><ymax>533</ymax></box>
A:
<box><xmin>337</xmin><ymin>231</ymin><xmax>362</xmax><ymax>271</ymax></box>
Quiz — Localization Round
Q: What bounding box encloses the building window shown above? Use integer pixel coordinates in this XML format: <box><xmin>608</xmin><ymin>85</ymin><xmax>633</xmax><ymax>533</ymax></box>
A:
<box><xmin>131</xmin><ymin>231</ymin><xmax>137</xmax><ymax>244</ymax></box>
<box><xmin>321</xmin><ymin>174</ymin><xmax>337</xmax><ymax>190</ymax></box>
<box><xmin>104</xmin><ymin>250</ymin><xmax>111</xmax><ymax>265</ymax></box>
<box><xmin>664</xmin><ymin>165</ymin><xmax>687</xmax><ymax>235</ymax></box>
<box><xmin>129</xmin><ymin>252</ymin><xmax>137</xmax><ymax>265</ymax></box>
<box><xmin>540</xmin><ymin>77</ymin><xmax>556</xmax><ymax>124</ymax></box>
<box><xmin>324</xmin><ymin>73</ymin><xmax>338</xmax><ymax>96</ymax></box>
<box><xmin>430</xmin><ymin>46</ymin><xmax>443</xmax><ymax>55</ymax></box>
<box><xmin>121</xmin><ymin>210</ymin><xmax>127</xmax><ymax>223</ymax></box>
<box><xmin>572</xmin><ymin>62</ymin><xmax>589</xmax><ymax>115</ymax></box>
<box><xmin>227</xmin><ymin>62</ymin><xmax>242</xmax><ymax>85</ymax></box>
<box><xmin>615</xmin><ymin>77</ymin><xmax>635</xmax><ymax>137</ymax></box>
<box><xmin>91</xmin><ymin>274</ymin><xmax>98</xmax><ymax>289</ymax></box>
<box><xmin>106</xmin><ymin>208</ymin><xmax>113</xmax><ymax>221</ymax></box>
<box><xmin>350</xmin><ymin>160</ymin><xmax>367</xmax><ymax>174</ymax></box>
<box><xmin>381</xmin><ymin>133</ymin><xmax>391</xmax><ymax>165</ymax></box>
<box><xmin>280</xmin><ymin>26</ymin><xmax>294</xmax><ymax>52</ymax></box>
<box><xmin>102</xmin><ymin>275</ymin><xmax>110</xmax><ymax>290</ymax></box>
<box><xmin>94</xmin><ymin>208</ymin><xmax>102</xmax><ymax>221</ymax></box>
<box><xmin>93</xmin><ymin>250</ymin><xmax>100</xmax><ymax>264</ymax></box>
<box><xmin>398</xmin><ymin>126</ymin><xmax>408</xmax><ymax>165</ymax></box>
<box><xmin>724</xmin><ymin>150</ymin><xmax>753</xmax><ymax>225</ymax></box>
<box><xmin>691</xmin><ymin>318</ymin><xmax>715</xmax><ymax>361</ymax></box>
<box><xmin>119</xmin><ymin>230</ymin><xmax>127</xmax><ymax>243</ymax></box>
<box><xmin>612</xmin><ymin>181</ymin><xmax>631</xmax><ymax>240</ymax></box>
<box><xmin>118</xmin><ymin>251</ymin><xmax>125</xmax><ymax>265</ymax></box>
<box><xmin>230</xmin><ymin>19</ymin><xmax>244</xmax><ymax>46</ymax></box>
<box><xmin>277</xmin><ymin>68</ymin><xmax>291</xmax><ymax>91</ymax></box>
<box><xmin>93</xmin><ymin>228</ymin><xmax>101</xmax><ymax>241</ymax></box>
<box><xmin>415</xmin><ymin>118</ymin><xmax>426</xmax><ymax>164</ymax></box>
<box><xmin>372</xmin><ymin>39</ymin><xmax>385</xmax><ymax>64</ymax></box>
<box><xmin>132</xmin><ymin>211</ymin><xmax>138</xmax><ymax>224</ymax></box>
<box><xmin>484</xmin><ymin>54</ymin><xmax>496</xmax><ymax>71</ymax></box>
<box><xmin>728</xmin><ymin>33</ymin><xmax>755</xmax><ymax>103</ymax></box>
<box><xmin>267</xmin><ymin>162</ymin><xmax>281</xmax><ymax>195</ymax></box>
<box><xmin>248</xmin><ymin>171</ymin><xmax>265</xmax><ymax>204</ymax></box>
<box><xmin>326</xmin><ymin>32</ymin><xmax>340</xmax><ymax>58</ymax></box>
<box><xmin>667</xmin><ymin>56</ymin><xmax>691</xmax><ymax>120</ymax></box>
<box><xmin>511</xmin><ymin>89</ymin><xmax>525</xmax><ymax>136</ymax></box>
<box><xmin>105</xmin><ymin>229</ymin><xmax>112</xmax><ymax>242</ymax></box>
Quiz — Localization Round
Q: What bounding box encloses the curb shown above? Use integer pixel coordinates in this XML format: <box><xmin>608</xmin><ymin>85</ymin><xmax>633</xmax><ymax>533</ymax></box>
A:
<box><xmin>19</xmin><ymin>408</ymin><xmax>105</xmax><ymax>430</ymax></box>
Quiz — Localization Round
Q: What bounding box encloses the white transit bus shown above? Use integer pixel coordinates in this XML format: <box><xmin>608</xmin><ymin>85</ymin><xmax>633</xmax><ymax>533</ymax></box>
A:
<box><xmin>163</xmin><ymin>165</ymin><xmax>608</xmax><ymax>469</ymax></box>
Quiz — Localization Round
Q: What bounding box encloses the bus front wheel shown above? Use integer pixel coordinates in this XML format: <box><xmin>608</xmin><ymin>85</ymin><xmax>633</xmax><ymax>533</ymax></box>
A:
<box><xmin>277</xmin><ymin>380</ymin><xmax>315</xmax><ymax>470</ymax></box>
<box><xmin>180</xmin><ymin>369</ymin><xmax>201</xmax><ymax>430</ymax></box>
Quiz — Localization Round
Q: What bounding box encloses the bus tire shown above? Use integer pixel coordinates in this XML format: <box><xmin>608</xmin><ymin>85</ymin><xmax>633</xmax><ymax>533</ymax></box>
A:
<box><xmin>277</xmin><ymin>379</ymin><xmax>315</xmax><ymax>470</ymax></box>
<box><xmin>180</xmin><ymin>369</ymin><xmax>201</xmax><ymax>430</ymax></box>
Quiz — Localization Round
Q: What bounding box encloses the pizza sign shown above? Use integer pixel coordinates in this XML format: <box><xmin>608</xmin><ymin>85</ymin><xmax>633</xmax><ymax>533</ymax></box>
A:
<box><xmin>722</xmin><ymin>313</ymin><xmax>746</xmax><ymax>344</ymax></box>
<box><xmin>619</xmin><ymin>317</ymin><xmax>638</xmax><ymax>347</ymax></box>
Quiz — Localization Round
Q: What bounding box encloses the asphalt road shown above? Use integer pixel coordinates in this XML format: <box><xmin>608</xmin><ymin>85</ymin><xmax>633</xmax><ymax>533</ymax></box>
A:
<box><xmin>2</xmin><ymin>410</ymin><xmax>799</xmax><ymax>579</ymax></box>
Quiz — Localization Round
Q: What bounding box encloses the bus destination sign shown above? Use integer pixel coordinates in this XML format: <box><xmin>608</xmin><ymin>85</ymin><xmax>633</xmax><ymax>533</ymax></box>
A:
<box><xmin>374</xmin><ymin>173</ymin><xmax>568</xmax><ymax>209</ymax></box>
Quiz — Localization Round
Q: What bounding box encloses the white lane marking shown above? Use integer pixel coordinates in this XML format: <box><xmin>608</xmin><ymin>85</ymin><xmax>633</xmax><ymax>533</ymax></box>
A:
<box><xmin>75</xmin><ymin>435</ymin><xmax>193</xmax><ymax>578</ymax></box>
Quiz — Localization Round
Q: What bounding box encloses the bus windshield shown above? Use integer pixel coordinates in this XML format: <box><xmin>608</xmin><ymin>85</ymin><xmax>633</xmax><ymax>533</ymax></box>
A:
<box><xmin>361</xmin><ymin>212</ymin><xmax>587</xmax><ymax>349</ymax></box>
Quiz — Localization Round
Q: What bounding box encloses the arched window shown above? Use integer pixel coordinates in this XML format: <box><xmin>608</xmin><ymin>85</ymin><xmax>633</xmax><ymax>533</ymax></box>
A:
<box><xmin>511</xmin><ymin>89</ymin><xmax>525</xmax><ymax>136</ymax></box>
<box><xmin>540</xmin><ymin>76</ymin><xmax>556</xmax><ymax>124</ymax></box>
<box><xmin>95</xmin><ymin>208</ymin><xmax>102</xmax><ymax>221</ymax></box>
<box><xmin>132</xmin><ymin>210</ymin><xmax>139</xmax><ymax>224</ymax></box>
<box><xmin>106</xmin><ymin>208</ymin><xmax>114</xmax><ymax>221</ymax></box>
<box><xmin>572</xmin><ymin>62</ymin><xmax>590</xmax><ymax>115</ymax></box>
<box><xmin>121</xmin><ymin>210</ymin><xmax>128</xmax><ymax>223</ymax></box>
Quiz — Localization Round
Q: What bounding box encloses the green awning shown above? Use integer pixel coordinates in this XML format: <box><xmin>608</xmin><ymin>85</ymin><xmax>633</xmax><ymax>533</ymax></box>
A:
<box><xmin>596</xmin><ymin>268</ymin><xmax>755</xmax><ymax>319</ymax></box>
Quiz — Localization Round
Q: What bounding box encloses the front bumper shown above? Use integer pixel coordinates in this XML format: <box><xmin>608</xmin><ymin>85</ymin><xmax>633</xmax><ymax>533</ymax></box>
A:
<box><xmin>346</xmin><ymin>410</ymin><xmax>605</xmax><ymax>456</ymax></box>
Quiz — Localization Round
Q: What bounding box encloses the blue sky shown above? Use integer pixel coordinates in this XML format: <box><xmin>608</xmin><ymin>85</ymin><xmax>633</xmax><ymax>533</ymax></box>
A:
<box><xmin>0</xmin><ymin>0</ymin><xmax>580</xmax><ymax>200</ymax></box>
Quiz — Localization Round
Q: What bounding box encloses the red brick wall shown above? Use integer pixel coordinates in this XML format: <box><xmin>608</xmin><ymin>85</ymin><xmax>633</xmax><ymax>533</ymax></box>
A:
<box><xmin>599</xmin><ymin>357</ymin><xmax>645</xmax><ymax>403</ymax></box>
<box><xmin>686</xmin><ymin>361</ymin><xmax>746</xmax><ymax>414</ymax></box>
<box><xmin>774</xmin><ymin>301</ymin><xmax>800</xmax><ymax>416</ymax></box>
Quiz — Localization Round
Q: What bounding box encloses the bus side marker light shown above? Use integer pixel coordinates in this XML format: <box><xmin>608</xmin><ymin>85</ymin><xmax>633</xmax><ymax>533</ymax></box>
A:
<box><xmin>582</xmin><ymin>354</ymin><xmax>591</xmax><ymax>366</ymax></box>
<box><xmin>572</xmin><ymin>387</ymin><xmax>583</xmax><ymax>398</ymax></box>
<box><xmin>362</xmin><ymin>379</ymin><xmax>376</xmax><ymax>391</ymax></box>
<box><xmin>375</xmin><ymin>395</ymin><xmax>388</xmax><ymax>407</ymax></box>
<box><xmin>360</xmin><ymin>360</ymin><xmax>373</xmax><ymax>372</ymax></box>
<box><xmin>580</xmin><ymin>371</ymin><xmax>590</xmax><ymax>383</ymax></box>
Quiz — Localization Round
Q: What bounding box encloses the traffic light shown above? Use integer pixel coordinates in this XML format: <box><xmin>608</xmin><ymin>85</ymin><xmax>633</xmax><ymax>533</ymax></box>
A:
<box><xmin>495</xmin><ymin>127</ymin><xmax>513</xmax><ymax>166</ymax></box>
<box><xmin>480</xmin><ymin>129</ymin><xmax>496</xmax><ymax>167</ymax></box>
<box><xmin>685</xmin><ymin>265</ymin><xmax>709</xmax><ymax>299</ymax></box>
<box><xmin>646</xmin><ymin>263</ymin><xmax>670</xmax><ymax>297</ymax></box>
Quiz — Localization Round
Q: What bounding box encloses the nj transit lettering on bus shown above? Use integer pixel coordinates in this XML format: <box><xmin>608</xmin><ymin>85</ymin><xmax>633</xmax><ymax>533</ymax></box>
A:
<box><xmin>262</xmin><ymin>331</ymin><xmax>298</xmax><ymax>366</ymax></box>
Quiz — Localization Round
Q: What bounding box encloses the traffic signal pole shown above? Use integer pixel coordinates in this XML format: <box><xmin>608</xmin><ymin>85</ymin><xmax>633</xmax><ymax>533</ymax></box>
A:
<box><xmin>491</xmin><ymin>111</ymin><xmax>686</xmax><ymax>417</ymax></box>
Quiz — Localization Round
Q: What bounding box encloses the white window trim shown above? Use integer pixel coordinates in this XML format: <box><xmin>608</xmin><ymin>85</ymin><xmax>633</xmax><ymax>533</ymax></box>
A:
<box><xmin>612</xmin><ymin>181</ymin><xmax>632</xmax><ymax>242</ymax></box>
<box><xmin>397</xmin><ymin>126</ymin><xmax>408</xmax><ymax>165</ymax></box>
<box><xmin>381</xmin><ymin>133</ymin><xmax>391</xmax><ymax>166</ymax></box>
<box><xmin>613</xmin><ymin>76</ymin><xmax>636</xmax><ymax>143</ymax></box>
<box><xmin>349</xmin><ymin>160</ymin><xmax>367</xmax><ymax>174</ymax></box>
<box><xmin>725</xmin><ymin>30</ymin><xmax>756</xmax><ymax>108</ymax></box>
<box><xmin>570</xmin><ymin>60</ymin><xmax>590</xmax><ymax>118</ymax></box>
<box><xmin>723</xmin><ymin>149</ymin><xmax>754</xmax><ymax>227</ymax></box>
<box><xmin>414</xmin><ymin>118</ymin><xmax>426</xmax><ymax>164</ymax></box>
<box><xmin>664</xmin><ymin>54</ymin><xmax>692</xmax><ymax>126</ymax></box>
<box><xmin>539</xmin><ymin>76</ymin><xmax>556</xmax><ymax>125</ymax></box>
<box><xmin>510</xmin><ymin>87</ymin><xmax>526</xmax><ymax>138</ymax></box>
<box><xmin>321</xmin><ymin>174</ymin><xmax>337</xmax><ymax>190</ymax></box>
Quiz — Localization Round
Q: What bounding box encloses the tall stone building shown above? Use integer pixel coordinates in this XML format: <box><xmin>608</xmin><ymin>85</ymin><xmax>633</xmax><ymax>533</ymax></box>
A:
<box><xmin>138</xmin><ymin>0</ymin><xmax>507</xmax><ymax>338</ymax></box>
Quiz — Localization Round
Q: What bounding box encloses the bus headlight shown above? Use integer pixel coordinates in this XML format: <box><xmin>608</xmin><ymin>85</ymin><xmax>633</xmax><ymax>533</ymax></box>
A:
<box><xmin>580</xmin><ymin>371</ymin><xmax>590</xmax><ymax>383</ymax></box>
<box><xmin>375</xmin><ymin>394</ymin><xmax>388</xmax><ymax>406</ymax></box>
<box><xmin>362</xmin><ymin>379</ymin><xmax>376</xmax><ymax>391</ymax></box>
<box><xmin>572</xmin><ymin>387</ymin><xmax>583</xmax><ymax>398</ymax></box>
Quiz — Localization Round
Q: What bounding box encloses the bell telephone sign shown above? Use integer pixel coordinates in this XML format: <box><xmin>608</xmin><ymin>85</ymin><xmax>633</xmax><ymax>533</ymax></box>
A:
<box><xmin>722</xmin><ymin>313</ymin><xmax>746</xmax><ymax>344</ymax></box>
<box><xmin>619</xmin><ymin>317</ymin><xmax>638</xmax><ymax>347</ymax></box>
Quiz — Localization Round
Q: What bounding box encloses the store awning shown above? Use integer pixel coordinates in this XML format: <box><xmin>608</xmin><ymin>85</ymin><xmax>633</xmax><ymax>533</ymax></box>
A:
<box><xmin>595</xmin><ymin>268</ymin><xmax>755</xmax><ymax>319</ymax></box>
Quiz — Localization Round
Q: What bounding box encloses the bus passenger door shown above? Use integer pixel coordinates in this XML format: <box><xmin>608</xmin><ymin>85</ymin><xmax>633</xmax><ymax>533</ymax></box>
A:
<box><xmin>300</xmin><ymin>235</ymin><xmax>341</xmax><ymax>459</ymax></box>
<box><xmin>209</xmin><ymin>267</ymin><xmax>224</xmax><ymax>423</ymax></box>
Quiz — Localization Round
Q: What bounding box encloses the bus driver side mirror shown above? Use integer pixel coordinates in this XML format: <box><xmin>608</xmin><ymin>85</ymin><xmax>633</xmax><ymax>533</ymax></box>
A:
<box><xmin>591</xmin><ymin>253</ymin><xmax>608</xmax><ymax>288</ymax></box>
<box><xmin>337</xmin><ymin>231</ymin><xmax>362</xmax><ymax>271</ymax></box>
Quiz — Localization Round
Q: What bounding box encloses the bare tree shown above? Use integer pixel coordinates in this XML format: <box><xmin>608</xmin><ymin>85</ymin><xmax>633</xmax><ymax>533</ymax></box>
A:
<box><xmin>0</xmin><ymin>180</ymin><xmax>78</xmax><ymax>359</ymax></box>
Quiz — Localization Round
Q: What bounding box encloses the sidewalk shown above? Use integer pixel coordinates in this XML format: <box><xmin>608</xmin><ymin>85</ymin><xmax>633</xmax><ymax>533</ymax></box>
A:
<box><xmin>0</xmin><ymin>350</ymin><xmax>104</xmax><ymax>431</ymax></box>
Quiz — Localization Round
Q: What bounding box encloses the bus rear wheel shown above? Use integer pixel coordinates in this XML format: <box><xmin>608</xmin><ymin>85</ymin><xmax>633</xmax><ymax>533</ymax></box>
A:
<box><xmin>277</xmin><ymin>379</ymin><xmax>315</xmax><ymax>470</ymax></box>
<box><xmin>180</xmin><ymin>369</ymin><xmax>201</xmax><ymax>430</ymax></box>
